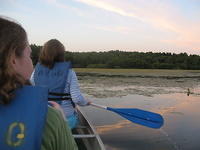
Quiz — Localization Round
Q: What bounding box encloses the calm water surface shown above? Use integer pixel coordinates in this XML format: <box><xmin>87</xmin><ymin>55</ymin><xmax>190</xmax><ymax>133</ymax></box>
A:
<box><xmin>81</xmin><ymin>93</ymin><xmax>200</xmax><ymax>150</ymax></box>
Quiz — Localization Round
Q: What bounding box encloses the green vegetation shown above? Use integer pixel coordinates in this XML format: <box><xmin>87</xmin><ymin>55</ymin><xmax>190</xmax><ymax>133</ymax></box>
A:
<box><xmin>31</xmin><ymin>44</ymin><xmax>200</xmax><ymax>70</ymax></box>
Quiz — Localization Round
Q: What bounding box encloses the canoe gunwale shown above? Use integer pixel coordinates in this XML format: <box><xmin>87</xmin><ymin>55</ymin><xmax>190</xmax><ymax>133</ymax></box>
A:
<box><xmin>73</xmin><ymin>106</ymin><xmax>105</xmax><ymax>150</ymax></box>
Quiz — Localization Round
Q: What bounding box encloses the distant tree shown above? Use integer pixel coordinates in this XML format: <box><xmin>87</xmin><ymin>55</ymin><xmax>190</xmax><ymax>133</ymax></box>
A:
<box><xmin>29</xmin><ymin>44</ymin><xmax>200</xmax><ymax>70</ymax></box>
<box><xmin>30</xmin><ymin>44</ymin><xmax>42</xmax><ymax>65</ymax></box>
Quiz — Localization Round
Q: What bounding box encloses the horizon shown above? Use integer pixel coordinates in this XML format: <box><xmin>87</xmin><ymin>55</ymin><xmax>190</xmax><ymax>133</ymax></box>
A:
<box><xmin>1</xmin><ymin>0</ymin><xmax>200</xmax><ymax>55</ymax></box>
<box><xmin>30</xmin><ymin>43</ymin><xmax>199</xmax><ymax>56</ymax></box>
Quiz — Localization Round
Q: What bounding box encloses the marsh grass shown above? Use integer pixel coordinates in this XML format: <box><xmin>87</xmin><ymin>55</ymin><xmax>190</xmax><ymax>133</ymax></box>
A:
<box><xmin>74</xmin><ymin>68</ymin><xmax>200</xmax><ymax>98</ymax></box>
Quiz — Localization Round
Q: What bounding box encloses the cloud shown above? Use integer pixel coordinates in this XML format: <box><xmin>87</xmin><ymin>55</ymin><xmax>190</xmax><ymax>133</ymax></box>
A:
<box><xmin>44</xmin><ymin>0</ymin><xmax>85</xmax><ymax>17</ymax></box>
<box><xmin>42</xmin><ymin>0</ymin><xmax>200</xmax><ymax>52</ymax></box>
<box><xmin>95</xmin><ymin>25</ymin><xmax>135</xmax><ymax>34</ymax></box>
<box><xmin>45</xmin><ymin>0</ymin><xmax>69</xmax><ymax>9</ymax></box>
<box><xmin>75</xmin><ymin>0</ymin><xmax>200</xmax><ymax>50</ymax></box>
<box><xmin>75</xmin><ymin>0</ymin><xmax>143</xmax><ymax>21</ymax></box>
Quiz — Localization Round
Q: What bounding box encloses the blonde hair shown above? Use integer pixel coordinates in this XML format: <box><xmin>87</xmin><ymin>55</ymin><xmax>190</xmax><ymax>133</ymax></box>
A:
<box><xmin>0</xmin><ymin>16</ymin><xmax>28</xmax><ymax>104</ymax></box>
<box><xmin>39</xmin><ymin>39</ymin><xmax>65</xmax><ymax>69</ymax></box>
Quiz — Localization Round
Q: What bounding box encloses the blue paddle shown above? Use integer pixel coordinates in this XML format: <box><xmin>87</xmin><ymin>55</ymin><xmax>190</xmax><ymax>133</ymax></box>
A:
<box><xmin>90</xmin><ymin>103</ymin><xmax>164</xmax><ymax>129</ymax></box>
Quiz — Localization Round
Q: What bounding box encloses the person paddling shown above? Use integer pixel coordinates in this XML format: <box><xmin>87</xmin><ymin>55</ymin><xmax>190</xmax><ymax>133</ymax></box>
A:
<box><xmin>0</xmin><ymin>16</ymin><xmax>78</xmax><ymax>150</ymax></box>
<box><xmin>30</xmin><ymin>39</ymin><xmax>91</xmax><ymax>129</ymax></box>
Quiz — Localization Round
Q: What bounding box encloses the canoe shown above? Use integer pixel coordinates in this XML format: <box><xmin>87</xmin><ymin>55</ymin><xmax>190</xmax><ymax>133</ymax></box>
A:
<box><xmin>72</xmin><ymin>107</ymin><xmax>105</xmax><ymax>150</ymax></box>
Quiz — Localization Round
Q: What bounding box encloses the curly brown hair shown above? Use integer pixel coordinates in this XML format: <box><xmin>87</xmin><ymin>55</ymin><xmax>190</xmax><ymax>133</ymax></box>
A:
<box><xmin>39</xmin><ymin>39</ymin><xmax>65</xmax><ymax>69</ymax></box>
<box><xmin>0</xmin><ymin>16</ymin><xmax>28</xmax><ymax>105</ymax></box>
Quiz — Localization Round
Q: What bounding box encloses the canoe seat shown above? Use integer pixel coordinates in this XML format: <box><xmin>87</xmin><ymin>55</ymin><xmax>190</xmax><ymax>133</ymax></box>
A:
<box><xmin>73</xmin><ymin>134</ymin><xmax>96</xmax><ymax>138</ymax></box>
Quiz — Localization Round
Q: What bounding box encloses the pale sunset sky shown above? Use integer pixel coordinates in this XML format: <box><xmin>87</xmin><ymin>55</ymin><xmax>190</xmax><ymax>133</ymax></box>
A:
<box><xmin>1</xmin><ymin>0</ymin><xmax>200</xmax><ymax>54</ymax></box>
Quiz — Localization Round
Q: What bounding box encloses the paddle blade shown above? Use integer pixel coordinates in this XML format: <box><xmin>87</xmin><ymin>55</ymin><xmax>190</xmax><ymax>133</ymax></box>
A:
<box><xmin>107</xmin><ymin>107</ymin><xmax>164</xmax><ymax>129</ymax></box>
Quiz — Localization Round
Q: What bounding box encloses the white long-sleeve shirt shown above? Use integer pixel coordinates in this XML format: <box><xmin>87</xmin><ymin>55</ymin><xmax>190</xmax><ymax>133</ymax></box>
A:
<box><xmin>30</xmin><ymin>69</ymin><xmax>88</xmax><ymax>117</ymax></box>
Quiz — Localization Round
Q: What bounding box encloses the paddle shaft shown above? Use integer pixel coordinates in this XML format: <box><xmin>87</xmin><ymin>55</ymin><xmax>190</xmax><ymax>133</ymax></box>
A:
<box><xmin>91</xmin><ymin>103</ymin><xmax>158</xmax><ymax>122</ymax></box>
<box><xmin>90</xmin><ymin>103</ymin><xmax>107</xmax><ymax>110</ymax></box>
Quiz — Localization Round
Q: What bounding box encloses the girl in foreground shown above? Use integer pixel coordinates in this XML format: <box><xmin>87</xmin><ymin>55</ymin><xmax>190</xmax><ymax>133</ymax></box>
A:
<box><xmin>0</xmin><ymin>16</ymin><xmax>78</xmax><ymax>150</ymax></box>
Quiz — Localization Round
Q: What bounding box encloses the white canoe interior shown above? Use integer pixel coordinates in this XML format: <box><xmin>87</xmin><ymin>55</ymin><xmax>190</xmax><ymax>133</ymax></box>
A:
<box><xmin>72</xmin><ymin>107</ymin><xmax>105</xmax><ymax>150</ymax></box>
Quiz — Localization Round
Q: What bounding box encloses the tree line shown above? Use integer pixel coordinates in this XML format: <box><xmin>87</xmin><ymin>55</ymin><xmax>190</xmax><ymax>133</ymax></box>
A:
<box><xmin>31</xmin><ymin>44</ymin><xmax>200</xmax><ymax>70</ymax></box>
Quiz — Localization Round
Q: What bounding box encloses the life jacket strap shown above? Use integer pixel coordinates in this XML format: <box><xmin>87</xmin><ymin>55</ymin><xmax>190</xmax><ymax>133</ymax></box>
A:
<box><xmin>48</xmin><ymin>92</ymin><xmax>75</xmax><ymax>108</ymax></box>
<box><xmin>49</xmin><ymin>92</ymin><xmax>70</xmax><ymax>96</ymax></box>
<box><xmin>48</xmin><ymin>97</ymin><xmax>72</xmax><ymax>101</ymax></box>
<box><xmin>48</xmin><ymin>92</ymin><xmax>71</xmax><ymax>101</ymax></box>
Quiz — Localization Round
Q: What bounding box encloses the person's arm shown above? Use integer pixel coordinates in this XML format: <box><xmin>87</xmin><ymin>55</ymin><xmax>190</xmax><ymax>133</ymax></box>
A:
<box><xmin>30</xmin><ymin>70</ymin><xmax>35</xmax><ymax>85</ymax></box>
<box><xmin>69</xmin><ymin>70</ymin><xmax>90</xmax><ymax>106</ymax></box>
<box><xmin>48</xmin><ymin>101</ymin><xmax>66</xmax><ymax>120</ymax></box>
<box><xmin>41</xmin><ymin>107</ymin><xmax>78</xmax><ymax>150</ymax></box>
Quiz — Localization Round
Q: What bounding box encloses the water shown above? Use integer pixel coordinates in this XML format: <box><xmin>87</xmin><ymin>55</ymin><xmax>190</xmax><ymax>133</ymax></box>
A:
<box><xmin>160</xmin><ymin>129</ymin><xmax>180</xmax><ymax>150</ymax></box>
<box><xmin>77</xmin><ymin>69</ymin><xmax>200</xmax><ymax>149</ymax></box>
<box><xmin>81</xmin><ymin>93</ymin><xmax>200</xmax><ymax>150</ymax></box>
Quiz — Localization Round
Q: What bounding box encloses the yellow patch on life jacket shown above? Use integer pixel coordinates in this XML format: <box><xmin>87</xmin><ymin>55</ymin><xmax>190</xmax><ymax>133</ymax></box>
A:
<box><xmin>6</xmin><ymin>122</ymin><xmax>25</xmax><ymax>147</ymax></box>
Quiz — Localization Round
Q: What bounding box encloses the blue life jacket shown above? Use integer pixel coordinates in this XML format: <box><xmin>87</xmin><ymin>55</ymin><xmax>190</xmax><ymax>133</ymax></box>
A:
<box><xmin>0</xmin><ymin>85</ymin><xmax>48</xmax><ymax>150</ymax></box>
<box><xmin>33</xmin><ymin>62</ymin><xmax>71</xmax><ymax>103</ymax></box>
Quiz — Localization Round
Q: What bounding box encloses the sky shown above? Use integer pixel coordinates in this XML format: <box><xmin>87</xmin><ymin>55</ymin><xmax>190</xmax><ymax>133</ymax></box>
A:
<box><xmin>1</xmin><ymin>0</ymin><xmax>200</xmax><ymax>54</ymax></box>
